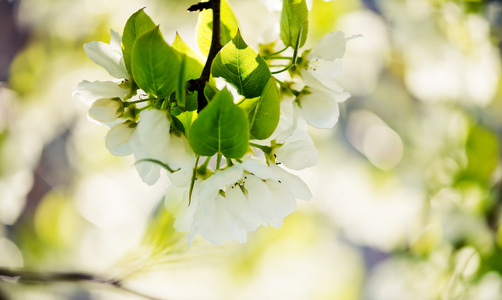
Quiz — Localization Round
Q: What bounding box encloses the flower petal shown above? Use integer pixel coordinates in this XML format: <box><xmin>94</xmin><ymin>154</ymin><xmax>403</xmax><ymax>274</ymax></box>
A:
<box><xmin>308</xmin><ymin>58</ymin><xmax>344</xmax><ymax>83</ymax></box>
<box><xmin>226</xmin><ymin>187</ymin><xmax>261</xmax><ymax>232</ymax></box>
<box><xmin>192</xmin><ymin>194</ymin><xmax>236</xmax><ymax>245</ymax></box>
<box><xmin>270</xmin><ymin>164</ymin><xmax>312</xmax><ymax>200</ymax></box>
<box><xmin>130</xmin><ymin>109</ymin><xmax>171</xmax><ymax>185</ymax></box>
<box><xmin>105</xmin><ymin>121</ymin><xmax>135</xmax><ymax>156</ymax></box>
<box><xmin>73</xmin><ymin>80</ymin><xmax>128</xmax><ymax>106</ymax></box>
<box><xmin>245</xmin><ymin>175</ymin><xmax>275</xmax><ymax>226</ymax></box>
<box><xmin>264</xmin><ymin>180</ymin><xmax>297</xmax><ymax>228</ymax></box>
<box><xmin>109</xmin><ymin>29</ymin><xmax>123</xmax><ymax>55</ymax></box>
<box><xmin>275</xmin><ymin>131</ymin><xmax>319</xmax><ymax>170</ymax></box>
<box><xmin>88</xmin><ymin>98</ymin><xmax>123</xmax><ymax>123</ymax></box>
<box><xmin>165</xmin><ymin>134</ymin><xmax>196</xmax><ymax>187</ymax></box>
<box><xmin>299</xmin><ymin>88</ymin><xmax>340</xmax><ymax>129</ymax></box>
<box><xmin>242</xmin><ymin>159</ymin><xmax>279</xmax><ymax>181</ymax></box>
<box><xmin>84</xmin><ymin>41</ymin><xmax>129</xmax><ymax>79</ymax></box>
<box><xmin>199</xmin><ymin>164</ymin><xmax>244</xmax><ymax>202</ymax></box>
<box><xmin>165</xmin><ymin>183</ymin><xmax>198</xmax><ymax>232</ymax></box>
<box><xmin>307</xmin><ymin>31</ymin><xmax>346</xmax><ymax>61</ymax></box>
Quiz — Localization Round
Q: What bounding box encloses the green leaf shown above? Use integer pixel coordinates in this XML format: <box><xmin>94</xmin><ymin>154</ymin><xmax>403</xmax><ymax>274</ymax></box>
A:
<box><xmin>122</xmin><ymin>9</ymin><xmax>156</xmax><ymax>78</ymax></box>
<box><xmin>204</xmin><ymin>83</ymin><xmax>219</xmax><ymax>101</ymax></box>
<box><xmin>176</xmin><ymin>56</ymin><xmax>187</xmax><ymax>110</ymax></box>
<box><xmin>176</xmin><ymin>110</ymin><xmax>197</xmax><ymax>139</ymax></box>
<box><xmin>132</xmin><ymin>27</ymin><xmax>180</xmax><ymax>98</ymax></box>
<box><xmin>280</xmin><ymin>0</ymin><xmax>308</xmax><ymax>49</ymax></box>
<box><xmin>239</xmin><ymin>78</ymin><xmax>280</xmax><ymax>140</ymax></box>
<box><xmin>188</xmin><ymin>89</ymin><xmax>249</xmax><ymax>158</ymax></box>
<box><xmin>196</xmin><ymin>0</ymin><xmax>239</xmax><ymax>57</ymax></box>
<box><xmin>211</xmin><ymin>31</ymin><xmax>271</xmax><ymax>98</ymax></box>
<box><xmin>173</xmin><ymin>33</ymin><xmax>205</xmax><ymax>111</ymax></box>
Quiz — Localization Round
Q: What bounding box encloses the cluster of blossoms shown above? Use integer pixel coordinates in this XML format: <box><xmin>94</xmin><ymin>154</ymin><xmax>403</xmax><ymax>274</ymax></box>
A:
<box><xmin>73</xmin><ymin>0</ymin><xmax>352</xmax><ymax>245</ymax></box>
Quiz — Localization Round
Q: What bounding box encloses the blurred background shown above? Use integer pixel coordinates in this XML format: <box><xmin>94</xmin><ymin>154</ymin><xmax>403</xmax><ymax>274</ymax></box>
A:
<box><xmin>1</xmin><ymin>0</ymin><xmax>502</xmax><ymax>299</ymax></box>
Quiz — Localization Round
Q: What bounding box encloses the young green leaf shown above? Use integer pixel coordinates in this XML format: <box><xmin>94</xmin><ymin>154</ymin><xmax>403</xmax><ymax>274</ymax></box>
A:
<box><xmin>239</xmin><ymin>78</ymin><xmax>280</xmax><ymax>140</ymax></box>
<box><xmin>211</xmin><ymin>31</ymin><xmax>271</xmax><ymax>98</ymax></box>
<box><xmin>188</xmin><ymin>89</ymin><xmax>248</xmax><ymax>158</ymax></box>
<box><xmin>173</xmin><ymin>33</ymin><xmax>205</xmax><ymax>111</ymax></box>
<box><xmin>176</xmin><ymin>110</ymin><xmax>197</xmax><ymax>139</ymax></box>
<box><xmin>204</xmin><ymin>83</ymin><xmax>219</xmax><ymax>102</ymax></box>
<box><xmin>122</xmin><ymin>9</ymin><xmax>156</xmax><ymax>78</ymax></box>
<box><xmin>196</xmin><ymin>0</ymin><xmax>238</xmax><ymax>57</ymax></box>
<box><xmin>132</xmin><ymin>27</ymin><xmax>180</xmax><ymax>98</ymax></box>
<box><xmin>280</xmin><ymin>0</ymin><xmax>309</xmax><ymax>49</ymax></box>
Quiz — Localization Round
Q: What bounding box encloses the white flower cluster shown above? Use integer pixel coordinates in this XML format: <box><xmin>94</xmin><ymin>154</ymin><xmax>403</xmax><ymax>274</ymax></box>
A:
<box><xmin>74</xmin><ymin>16</ymin><xmax>352</xmax><ymax>246</ymax></box>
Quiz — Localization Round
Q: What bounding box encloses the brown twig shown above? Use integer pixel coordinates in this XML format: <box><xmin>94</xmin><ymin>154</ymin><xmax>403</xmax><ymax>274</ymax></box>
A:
<box><xmin>0</xmin><ymin>267</ymin><xmax>165</xmax><ymax>300</ymax></box>
<box><xmin>187</xmin><ymin>0</ymin><xmax>222</xmax><ymax>112</ymax></box>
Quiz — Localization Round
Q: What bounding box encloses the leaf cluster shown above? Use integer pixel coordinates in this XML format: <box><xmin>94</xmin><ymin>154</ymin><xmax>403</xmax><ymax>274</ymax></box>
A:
<box><xmin>119</xmin><ymin>0</ymin><xmax>309</xmax><ymax>168</ymax></box>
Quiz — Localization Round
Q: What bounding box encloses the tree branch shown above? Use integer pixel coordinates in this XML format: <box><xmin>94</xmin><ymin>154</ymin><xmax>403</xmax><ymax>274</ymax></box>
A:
<box><xmin>0</xmin><ymin>267</ymin><xmax>165</xmax><ymax>300</ymax></box>
<box><xmin>187</xmin><ymin>0</ymin><xmax>222</xmax><ymax>112</ymax></box>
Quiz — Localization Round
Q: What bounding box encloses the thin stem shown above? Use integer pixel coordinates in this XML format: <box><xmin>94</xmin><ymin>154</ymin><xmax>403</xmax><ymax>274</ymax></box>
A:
<box><xmin>271</xmin><ymin>64</ymin><xmax>294</xmax><ymax>74</ymax></box>
<box><xmin>125</xmin><ymin>98</ymin><xmax>151</xmax><ymax>105</ymax></box>
<box><xmin>216</xmin><ymin>153</ymin><xmax>222</xmax><ymax>170</ymax></box>
<box><xmin>0</xmin><ymin>268</ymin><xmax>164</xmax><ymax>300</ymax></box>
<box><xmin>137</xmin><ymin>105</ymin><xmax>152</xmax><ymax>112</ymax></box>
<box><xmin>262</xmin><ymin>46</ymin><xmax>288</xmax><ymax>58</ymax></box>
<box><xmin>200</xmin><ymin>156</ymin><xmax>211</xmax><ymax>171</ymax></box>
<box><xmin>263</xmin><ymin>56</ymin><xmax>292</xmax><ymax>61</ymax></box>
<box><xmin>189</xmin><ymin>155</ymin><xmax>200</xmax><ymax>206</ymax></box>
<box><xmin>135</xmin><ymin>159</ymin><xmax>179</xmax><ymax>173</ymax></box>
<box><xmin>270</xmin><ymin>25</ymin><xmax>304</xmax><ymax>75</ymax></box>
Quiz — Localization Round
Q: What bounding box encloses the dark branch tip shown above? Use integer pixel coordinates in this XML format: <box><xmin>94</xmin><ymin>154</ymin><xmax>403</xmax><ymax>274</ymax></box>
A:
<box><xmin>187</xmin><ymin>2</ymin><xmax>212</xmax><ymax>12</ymax></box>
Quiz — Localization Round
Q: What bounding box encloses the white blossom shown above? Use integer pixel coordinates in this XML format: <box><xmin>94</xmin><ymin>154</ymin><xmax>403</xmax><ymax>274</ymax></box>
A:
<box><xmin>130</xmin><ymin>109</ymin><xmax>196</xmax><ymax>186</ymax></box>
<box><xmin>297</xmin><ymin>80</ymin><xmax>349</xmax><ymax>129</ymax></box>
<box><xmin>83</xmin><ymin>29</ymin><xmax>128</xmax><ymax>79</ymax></box>
<box><xmin>88</xmin><ymin>97</ymin><xmax>123</xmax><ymax>123</ymax></box>
<box><xmin>164</xmin><ymin>133</ymin><xmax>197</xmax><ymax>187</ymax></box>
<box><xmin>73</xmin><ymin>29</ymin><xmax>129</xmax><ymax>106</ymax></box>
<box><xmin>105</xmin><ymin>121</ymin><xmax>135</xmax><ymax>156</ymax></box>
<box><xmin>130</xmin><ymin>109</ymin><xmax>171</xmax><ymax>185</ymax></box>
<box><xmin>296</xmin><ymin>31</ymin><xmax>354</xmax><ymax>129</ymax></box>
<box><xmin>164</xmin><ymin>159</ymin><xmax>312</xmax><ymax>245</ymax></box>
<box><xmin>73</xmin><ymin>80</ymin><xmax>128</xmax><ymax>106</ymax></box>
<box><xmin>274</xmin><ymin>127</ymin><xmax>318</xmax><ymax>170</ymax></box>
<box><xmin>303</xmin><ymin>31</ymin><xmax>348</xmax><ymax>90</ymax></box>
<box><xmin>259</xmin><ymin>95</ymin><xmax>319</xmax><ymax>170</ymax></box>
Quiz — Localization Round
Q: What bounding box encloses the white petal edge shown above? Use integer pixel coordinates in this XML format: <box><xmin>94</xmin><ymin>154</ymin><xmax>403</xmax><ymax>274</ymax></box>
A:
<box><xmin>73</xmin><ymin>80</ymin><xmax>128</xmax><ymax>106</ymax></box>
<box><xmin>83</xmin><ymin>41</ymin><xmax>129</xmax><ymax>79</ymax></box>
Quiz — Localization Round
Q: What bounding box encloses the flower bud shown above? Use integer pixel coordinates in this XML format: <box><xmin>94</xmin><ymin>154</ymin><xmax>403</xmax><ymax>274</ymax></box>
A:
<box><xmin>88</xmin><ymin>97</ymin><xmax>124</xmax><ymax>123</ymax></box>
<box><xmin>105</xmin><ymin>121</ymin><xmax>136</xmax><ymax>156</ymax></box>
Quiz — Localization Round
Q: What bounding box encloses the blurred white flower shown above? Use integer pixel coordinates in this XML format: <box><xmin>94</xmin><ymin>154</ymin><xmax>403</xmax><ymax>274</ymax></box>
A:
<box><xmin>260</xmin><ymin>0</ymin><xmax>336</xmax><ymax>12</ymax></box>
<box><xmin>105</xmin><ymin>121</ymin><xmax>135</xmax><ymax>157</ymax></box>
<box><xmin>88</xmin><ymin>97</ymin><xmax>124</xmax><ymax>123</ymax></box>
<box><xmin>165</xmin><ymin>159</ymin><xmax>311</xmax><ymax>245</ymax></box>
